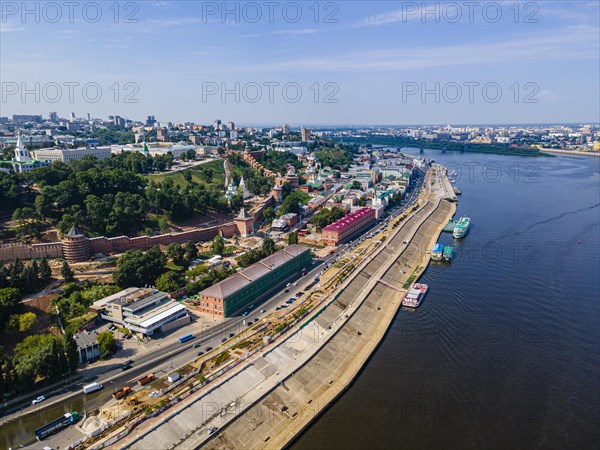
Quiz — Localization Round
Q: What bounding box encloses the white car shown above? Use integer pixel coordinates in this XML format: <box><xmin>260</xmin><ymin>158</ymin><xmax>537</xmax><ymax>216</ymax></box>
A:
<box><xmin>32</xmin><ymin>395</ymin><xmax>46</xmax><ymax>405</ymax></box>
<box><xmin>208</xmin><ymin>426</ymin><xmax>218</xmax><ymax>435</ymax></box>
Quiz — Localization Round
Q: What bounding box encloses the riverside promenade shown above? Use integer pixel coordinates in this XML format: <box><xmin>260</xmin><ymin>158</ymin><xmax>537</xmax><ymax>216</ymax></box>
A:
<box><xmin>198</xmin><ymin>166</ymin><xmax>455</xmax><ymax>450</ymax></box>
<box><xmin>111</xmin><ymin>165</ymin><xmax>455</xmax><ymax>450</ymax></box>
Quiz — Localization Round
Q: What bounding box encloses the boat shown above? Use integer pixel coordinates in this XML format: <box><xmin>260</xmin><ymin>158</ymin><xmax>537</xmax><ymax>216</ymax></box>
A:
<box><xmin>442</xmin><ymin>245</ymin><xmax>453</xmax><ymax>261</ymax></box>
<box><xmin>403</xmin><ymin>283</ymin><xmax>428</xmax><ymax>308</ymax></box>
<box><xmin>453</xmin><ymin>217</ymin><xmax>471</xmax><ymax>239</ymax></box>
<box><xmin>431</xmin><ymin>243</ymin><xmax>444</xmax><ymax>261</ymax></box>
<box><xmin>453</xmin><ymin>187</ymin><xmax>462</xmax><ymax>195</ymax></box>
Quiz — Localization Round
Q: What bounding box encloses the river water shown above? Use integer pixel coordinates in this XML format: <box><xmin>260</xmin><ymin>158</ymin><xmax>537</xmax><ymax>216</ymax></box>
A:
<box><xmin>292</xmin><ymin>149</ymin><xmax>600</xmax><ymax>450</ymax></box>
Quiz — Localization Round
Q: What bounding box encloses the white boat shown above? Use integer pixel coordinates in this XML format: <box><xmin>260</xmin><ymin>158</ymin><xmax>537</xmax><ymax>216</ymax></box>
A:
<box><xmin>403</xmin><ymin>283</ymin><xmax>428</xmax><ymax>308</ymax></box>
<box><xmin>453</xmin><ymin>217</ymin><xmax>470</xmax><ymax>238</ymax></box>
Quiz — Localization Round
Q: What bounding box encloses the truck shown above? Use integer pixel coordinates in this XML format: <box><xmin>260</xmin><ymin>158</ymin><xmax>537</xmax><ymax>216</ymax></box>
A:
<box><xmin>138</xmin><ymin>373</ymin><xmax>155</xmax><ymax>386</ymax></box>
<box><xmin>167</xmin><ymin>372</ymin><xmax>180</xmax><ymax>383</ymax></box>
<box><xmin>35</xmin><ymin>411</ymin><xmax>80</xmax><ymax>440</ymax></box>
<box><xmin>112</xmin><ymin>386</ymin><xmax>132</xmax><ymax>399</ymax></box>
<box><xmin>82</xmin><ymin>382</ymin><xmax>103</xmax><ymax>394</ymax></box>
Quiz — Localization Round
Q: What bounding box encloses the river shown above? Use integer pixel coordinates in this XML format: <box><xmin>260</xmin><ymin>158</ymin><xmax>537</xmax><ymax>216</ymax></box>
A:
<box><xmin>291</xmin><ymin>149</ymin><xmax>600</xmax><ymax>450</ymax></box>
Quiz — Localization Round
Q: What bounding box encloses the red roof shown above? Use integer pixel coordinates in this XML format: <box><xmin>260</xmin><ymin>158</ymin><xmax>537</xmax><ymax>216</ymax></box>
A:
<box><xmin>322</xmin><ymin>208</ymin><xmax>374</xmax><ymax>233</ymax></box>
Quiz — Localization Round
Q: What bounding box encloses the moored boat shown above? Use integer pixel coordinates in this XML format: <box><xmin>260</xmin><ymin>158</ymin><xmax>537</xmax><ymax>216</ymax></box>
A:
<box><xmin>403</xmin><ymin>283</ymin><xmax>428</xmax><ymax>308</ymax></box>
<box><xmin>453</xmin><ymin>217</ymin><xmax>471</xmax><ymax>238</ymax></box>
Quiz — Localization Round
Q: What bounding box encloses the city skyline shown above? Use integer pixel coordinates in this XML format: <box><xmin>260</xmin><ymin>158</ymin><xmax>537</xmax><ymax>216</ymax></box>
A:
<box><xmin>1</xmin><ymin>1</ymin><xmax>599</xmax><ymax>124</ymax></box>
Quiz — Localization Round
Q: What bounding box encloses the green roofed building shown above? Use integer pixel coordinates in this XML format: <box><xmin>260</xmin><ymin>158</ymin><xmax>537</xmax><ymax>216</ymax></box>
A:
<box><xmin>197</xmin><ymin>245</ymin><xmax>312</xmax><ymax>317</ymax></box>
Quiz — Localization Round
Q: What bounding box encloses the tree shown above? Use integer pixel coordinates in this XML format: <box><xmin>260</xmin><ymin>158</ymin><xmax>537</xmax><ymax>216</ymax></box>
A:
<box><xmin>262</xmin><ymin>237</ymin><xmax>275</xmax><ymax>256</ymax></box>
<box><xmin>63</xmin><ymin>334</ymin><xmax>79</xmax><ymax>373</ymax></box>
<box><xmin>0</xmin><ymin>288</ymin><xmax>21</xmax><ymax>329</ymax></box>
<box><xmin>155</xmin><ymin>271</ymin><xmax>182</xmax><ymax>293</ymax></box>
<box><xmin>288</xmin><ymin>232</ymin><xmax>298</xmax><ymax>245</ymax></box>
<box><xmin>18</xmin><ymin>312</ymin><xmax>36</xmax><ymax>332</ymax></box>
<box><xmin>12</xmin><ymin>207</ymin><xmax>44</xmax><ymax>239</ymax></box>
<box><xmin>40</xmin><ymin>258</ymin><xmax>52</xmax><ymax>281</ymax></box>
<box><xmin>61</xmin><ymin>261</ymin><xmax>75</xmax><ymax>283</ymax></box>
<box><xmin>113</xmin><ymin>246</ymin><xmax>167</xmax><ymax>288</ymax></box>
<box><xmin>184</xmin><ymin>241</ymin><xmax>198</xmax><ymax>260</ymax></box>
<box><xmin>263</xmin><ymin>206</ymin><xmax>275</xmax><ymax>222</ymax></box>
<box><xmin>97</xmin><ymin>331</ymin><xmax>116</xmax><ymax>358</ymax></box>
<box><xmin>212</xmin><ymin>234</ymin><xmax>225</xmax><ymax>256</ymax></box>
<box><xmin>166</xmin><ymin>243</ymin><xmax>186</xmax><ymax>266</ymax></box>
<box><xmin>351</xmin><ymin>180</ymin><xmax>362</xmax><ymax>190</ymax></box>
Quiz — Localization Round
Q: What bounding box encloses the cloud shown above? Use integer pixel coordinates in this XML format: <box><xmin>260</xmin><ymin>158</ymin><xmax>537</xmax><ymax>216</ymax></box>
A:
<box><xmin>239</xmin><ymin>25</ymin><xmax>599</xmax><ymax>73</ymax></box>
<box><xmin>0</xmin><ymin>22</ymin><xmax>25</xmax><ymax>33</ymax></box>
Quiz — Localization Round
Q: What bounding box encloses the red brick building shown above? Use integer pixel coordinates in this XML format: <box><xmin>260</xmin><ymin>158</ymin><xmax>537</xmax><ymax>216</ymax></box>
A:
<box><xmin>321</xmin><ymin>208</ymin><xmax>376</xmax><ymax>246</ymax></box>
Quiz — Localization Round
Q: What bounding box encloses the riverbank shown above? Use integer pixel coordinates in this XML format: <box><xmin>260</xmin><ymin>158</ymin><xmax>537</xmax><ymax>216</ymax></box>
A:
<box><xmin>200</xmin><ymin>169</ymin><xmax>455</xmax><ymax>450</ymax></box>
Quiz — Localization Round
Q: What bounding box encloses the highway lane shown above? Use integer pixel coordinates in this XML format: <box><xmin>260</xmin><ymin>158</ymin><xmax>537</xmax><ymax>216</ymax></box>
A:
<box><xmin>1</xmin><ymin>167</ymin><xmax>425</xmax><ymax>443</ymax></box>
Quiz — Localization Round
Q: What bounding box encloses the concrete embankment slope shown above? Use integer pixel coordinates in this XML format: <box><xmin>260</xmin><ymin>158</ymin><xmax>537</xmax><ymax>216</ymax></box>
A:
<box><xmin>202</xmin><ymin>198</ymin><xmax>455</xmax><ymax>450</ymax></box>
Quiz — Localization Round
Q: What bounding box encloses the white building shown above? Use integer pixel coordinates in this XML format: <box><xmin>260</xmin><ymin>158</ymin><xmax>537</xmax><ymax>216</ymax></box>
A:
<box><xmin>33</xmin><ymin>146</ymin><xmax>112</xmax><ymax>162</ymax></box>
<box><xmin>0</xmin><ymin>134</ymin><xmax>51</xmax><ymax>173</ymax></box>
<box><xmin>90</xmin><ymin>288</ymin><xmax>190</xmax><ymax>336</ymax></box>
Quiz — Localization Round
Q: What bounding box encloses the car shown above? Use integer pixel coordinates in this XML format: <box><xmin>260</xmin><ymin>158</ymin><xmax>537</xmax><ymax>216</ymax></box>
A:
<box><xmin>121</xmin><ymin>363</ymin><xmax>131</xmax><ymax>371</ymax></box>
<box><xmin>208</xmin><ymin>426</ymin><xmax>218</xmax><ymax>435</ymax></box>
<box><xmin>228</xmin><ymin>332</ymin><xmax>235</xmax><ymax>338</ymax></box>
<box><xmin>294</xmin><ymin>282</ymin><xmax>298</xmax><ymax>286</ymax></box>
<box><xmin>281</xmin><ymin>304</ymin><xmax>288</xmax><ymax>308</ymax></box>
<box><xmin>296</xmin><ymin>292</ymin><xmax>303</xmax><ymax>297</ymax></box>
<box><xmin>248</xmin><ymin>304</ymin><xmax>255</xmax><ymax>310</ymax></box>
<box><xmin>261</xmin><ymin>309</ymin><xmax>267</xmax><ymax>313</ymax></box>
<box><xmin>221</xmin><ymin>337</ymin><xmax>227</xmax><ymax>343</ymax></box>
<box><xmin>32</xmin><ymin>396</ymin><xmax>46</xmax><ymax>405</ymax></box>
<box><xmin>246</xmin><ymin>322</ymin><xmax>252</xmax><ymax>327</ymax></box>
<box><xmin>205</xmin><ymin>346</ymin><xmax>213</xmax><ymax>351</ymax></box>
<box><xmin>253</xmin><ymin>318</ymin><xmax>259</xmax><ymax>323</ymax></box>
<box><xmin>193</xmin><ymin>343</ymin><xmax>201</xmax><ymax>348</ymax></box>
<box><xmin>286</xmin><ymin>282</ymin><xmax>291</xmax><ymax>287</ymax></box>
<box><xmin>275</xmin><ymin>306</ymin><xmax>281</xmax><ymax>311</ymax></box>
<box><xmin>284</xmin><ymin>289</ymin><xmax>289</xmax><ymax>293</ymax></box>
<box><xmin>241</xmin><ymin>311</ymin><xmax>249</xmax><ymax>317</ymax></box>
<box><xmin>197</xmin><ymin>351</ymin><xmax>204</xmax><ymax>356</ymax></box>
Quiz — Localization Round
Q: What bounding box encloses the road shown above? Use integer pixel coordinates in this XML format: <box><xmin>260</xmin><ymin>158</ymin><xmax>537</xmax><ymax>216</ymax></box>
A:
<box><xmin>0</xmin><ymin>168</ymin><xmax>425</xmax><ymax>447</ymax></box>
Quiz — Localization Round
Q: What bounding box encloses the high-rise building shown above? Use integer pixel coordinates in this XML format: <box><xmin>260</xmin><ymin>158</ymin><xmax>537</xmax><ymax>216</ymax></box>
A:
<box><xmin>49</xmin><ymin>112</ymin><xmax>59</xmax><ymax>122</ymax></box>
<box><xmin>157</xmin><ymin>128</ymin><xmax>170</xmax><ymax>142</ymax></box>
<box><xmin>146</xmin><ymin>115</ymin><xmax>156</xmax><ymax>126</ymax></box>
<box><xmin>69</xmin><ymin>112</ymin><xmax>76</xmax><ymax>122</ymax></box>
<box><xmin>301</xmin><ymin>127</ymin><xmax>311</xmax><ymax>142</ymax></box>
<box><xmin>282</xmin><ymin>124</ymin><xmax>290</xmax><ymax>134</ymax></box>
<box><xmin>227</xmin><ymin>121</ymin><xmax>235</xmax><ymax>130</ymax></box>
<box><xmin>213</xmin><ymin>119</ymin><xmax>221</xmax><ymax>129</ymax></box>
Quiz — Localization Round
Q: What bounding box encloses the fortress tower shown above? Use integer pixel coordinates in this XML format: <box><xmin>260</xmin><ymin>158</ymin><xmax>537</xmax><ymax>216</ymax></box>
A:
<box><xmin>62</xmin><ymin>225</ymin><xmax>91</xmax><ymax>262</ymax></box>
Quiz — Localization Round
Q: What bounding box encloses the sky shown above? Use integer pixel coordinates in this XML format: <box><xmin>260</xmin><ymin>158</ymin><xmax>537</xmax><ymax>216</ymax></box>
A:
<box><xmin>1</xmin><ymin>0</ymin><xmax>599</xmax><ymax>125</ymax></box>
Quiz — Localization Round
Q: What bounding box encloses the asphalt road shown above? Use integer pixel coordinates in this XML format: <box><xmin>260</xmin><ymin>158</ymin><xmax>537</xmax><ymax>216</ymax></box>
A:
<box><xmin>2</xmin><ymin>168</ymin><xmax>425</xmax><ymax>430</ymax></box>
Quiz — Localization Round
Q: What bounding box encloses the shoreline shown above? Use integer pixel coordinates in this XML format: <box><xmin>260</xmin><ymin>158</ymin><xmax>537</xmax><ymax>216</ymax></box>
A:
<box><xmin>200</xmin><ymin>167</ymin><xmax>455</xmax><ymax>450</ymax></box>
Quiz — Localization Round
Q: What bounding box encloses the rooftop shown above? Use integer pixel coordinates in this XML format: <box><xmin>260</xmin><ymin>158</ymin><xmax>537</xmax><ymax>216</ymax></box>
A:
<box><xmin>322</xmin><ymin>208</ymin><xmax>375</xmax><ymax>233</ymax></box>
<box><xmin>200</xmin><ymin>244</ymin><xmax>310</xmax><ymax>300</ymax></box>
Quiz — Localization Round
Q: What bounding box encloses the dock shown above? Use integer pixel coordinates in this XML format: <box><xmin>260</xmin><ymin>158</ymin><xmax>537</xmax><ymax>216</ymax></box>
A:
<box><xmin>443</xmin><ymin>220</ymin><xmax>457</xmax><ymax>232</ymax></box>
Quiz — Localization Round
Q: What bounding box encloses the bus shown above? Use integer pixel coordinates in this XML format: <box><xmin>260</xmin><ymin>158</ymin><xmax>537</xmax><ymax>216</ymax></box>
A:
<box><xmin>178</xmin><ymin>333</ymin><xmax>194</xmax><ymax>343</ymax></box>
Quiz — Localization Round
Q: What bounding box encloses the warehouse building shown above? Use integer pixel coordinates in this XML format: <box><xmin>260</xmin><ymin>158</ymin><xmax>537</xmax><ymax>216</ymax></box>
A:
<box><xmin>322</xmin><ymin>207</ymin><xmax>376</xmax><ymax>246</ymax></box>
<box><xmin>198</xmin><ymin>244</ymin><xmax>312</xmax><ymax>317</ymax></box>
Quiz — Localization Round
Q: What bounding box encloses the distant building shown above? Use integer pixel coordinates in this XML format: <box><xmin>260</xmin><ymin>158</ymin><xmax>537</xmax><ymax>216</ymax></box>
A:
<box><xmin>301</xmin><ymin>128</ymin><xmax>311</xmax><ymax>142</ymax></box>
<box><xmin>322</xmin><ymin>208</ymin><xmax>376</xmax><ymax>246</ymax></box>
<box><xmin>34</xmin><ymin>146</ymin><xmax>112</xmax><ymax>162</ymax></box>
<box><xmin>157</xmin><ymin>128</ymin><xmax>170</xmax><ymax>142</ymax></box>
<box><xmin>0</xmin><ymin>134</ymin><xmax>50</xmax><ymax>173</ymax></box>
<box><xmin>146</xmin><ymin>115</ymin><xmax>157</xmax><ymax>126</ymax></box>
<box><xmin>197</xmin><ymin>245</ymin><xmax>311</xmax><ymax>317</ymax></box>
<box><xmin>282</xmin><ymin>124</ymin><xmax>290</xmax><ymax>134</ymax></box>
<box><xmin>90</xmin><ymin>287</ymin><xmax>190</xmax><ymax>336</ymax></box>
